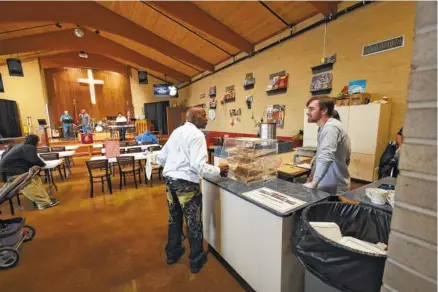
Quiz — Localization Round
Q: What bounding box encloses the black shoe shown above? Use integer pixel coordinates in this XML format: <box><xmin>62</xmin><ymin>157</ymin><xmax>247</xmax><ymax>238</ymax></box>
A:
<box><xmin>190</xmin><ymin>254</ymin><xmax>208</xmax><ymax>274</ymax></box>
<box><xmin>37</xmin><ymin>199</ymin><xmax>60</xmax><ymax>210</ymax></box>
<box><xmin>166</xmin><ymin>248</ymin><xmax>185</xmax><ymax>265</ymax></box>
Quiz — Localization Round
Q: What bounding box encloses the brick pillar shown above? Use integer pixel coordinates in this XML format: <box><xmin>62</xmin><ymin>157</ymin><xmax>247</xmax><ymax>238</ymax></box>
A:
<box><xmin>381</xmin><ymin>2</ymin><xmax>437</xmax><ymax>292</ymax></box>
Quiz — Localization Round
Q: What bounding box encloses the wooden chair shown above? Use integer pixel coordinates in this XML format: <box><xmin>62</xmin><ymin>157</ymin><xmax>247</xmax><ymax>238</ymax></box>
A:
<box><xmin>127</xmin><ymin>147</ymin><xmax>142</xmax><ymax>153</ymax></box>
<box><xmin>116</xmin><ymin>156</ymin><xmax>141</xmax><ymax>189</ymax></box>
<box><xmin>148</xmin><ymin>145</ymin><xmax>162</xmax><ymax>152</ymax></box>
<box><xmin>147</xmin><ymin>164</ymin><xmax>162</xmax><ymax>187</ymax></box>
<box><xmin>37</xmin><ymin>147</ymin><xmax>50</xmax><ymax>153</ymax></box>
<box><xmin>85</xmin><ymin>160</ymin><xmax>112</xmax><ymax>198</ymax></box>
<box><xmin>50</xmin><ymin>146</ymin><xmax>66</xmax><ymax>152</ymax></box>
<box><xmin>144</xmin><ymin>146</ymin><xmax>162</xmax><ymax>186</ymax></box>
<box><xmin>39</xmin><ymin>152</ymin><xmax>66</xmax><ymax>182</ymax></box>
<box><xmin>51</xmin><ymin>145</ymin><xmax>74</xmax><ymax>168</ymax></box>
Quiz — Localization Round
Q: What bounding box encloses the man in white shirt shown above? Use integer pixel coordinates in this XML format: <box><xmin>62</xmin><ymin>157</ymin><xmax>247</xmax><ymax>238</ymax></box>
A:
<box><xmin>157</xmin><ymin>107</ymin><xmax>229</xmax><ymax>273</ymax></box>
<box><xmin>115</xmin><ymin>112</ymin><xmax>127</xmax><ymax>141</ymax></box>
<box><xmin>303</xmin><ymin>96</ymin><xmax>351</xmax><ymax>195</ymax></box>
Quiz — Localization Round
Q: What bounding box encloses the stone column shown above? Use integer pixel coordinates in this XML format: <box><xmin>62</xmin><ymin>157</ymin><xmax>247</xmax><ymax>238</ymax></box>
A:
<box><xmin>381</xmin><ymin>2</ymin><xmax>437</xmax><ymax>292</ymax></box>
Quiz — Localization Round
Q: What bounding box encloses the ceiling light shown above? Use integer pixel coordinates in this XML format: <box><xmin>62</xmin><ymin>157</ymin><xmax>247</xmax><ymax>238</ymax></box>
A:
<box><xmin>55</xmin><ymin>23</ymin><xmax>62</xmax><ymax>28</ymax></box>
<box><xmin>79</xmin><ymin>51</ymin><xmax>88</xmax><ymax>58</ymax></box>
<box><xmin>74</xmin><ymin>28</ymin><xmax>84</xmax><ymax>38</ymax></box>
<box><xmin>95</xmin><ymin>30</ymin><xmax>100</xmax><ymax>35</ymax></box>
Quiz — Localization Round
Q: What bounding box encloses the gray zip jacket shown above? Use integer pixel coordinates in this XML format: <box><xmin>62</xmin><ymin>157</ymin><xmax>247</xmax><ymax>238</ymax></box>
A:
<box><xmin>313</xmin><ymin>118</ymin><xmax>351</xmax><ymax>195</ymax></box>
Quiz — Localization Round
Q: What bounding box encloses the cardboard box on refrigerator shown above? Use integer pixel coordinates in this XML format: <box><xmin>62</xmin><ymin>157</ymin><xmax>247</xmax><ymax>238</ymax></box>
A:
<box><xmin>335</xmin><ymin>98</ymin><xmax>350</xmax><ymax>106</ymax></box>
<box><xmin>349</xmin><ymin>93</ymin><xmax>371</xmax><ymax>105</ymax></box>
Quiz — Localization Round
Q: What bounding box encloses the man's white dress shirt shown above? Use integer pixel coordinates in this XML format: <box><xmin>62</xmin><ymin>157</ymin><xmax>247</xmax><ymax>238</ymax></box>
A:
<box><xmin>157</xmin><ymin>122</ymin><xmax>220</xmax><ymax>183</ymax></box>
<box><xmin>116</xmin><ymin>116</ymin><xmax>127</xmax><ymax>122</ymax></box>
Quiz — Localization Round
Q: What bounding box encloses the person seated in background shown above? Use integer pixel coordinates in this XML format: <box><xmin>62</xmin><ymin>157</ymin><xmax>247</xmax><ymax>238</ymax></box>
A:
<box><xmin>396</xmin><ymin>127</ymin><xmax>404</xmax><ymax>155</ymax></box>
<box><xmin>0</xmin><ymin>134</ymin><xmax>59</xmax><ymax>210</ymax></box>
<box><xmin>136</xmin><ymin>130</ymin><xmax>158</xmax><ymax>145</ymax></box>
<box><xmin>331</xmin><ymin>109</ymin><xmax>341</xmax><ymax>121</ymax></box>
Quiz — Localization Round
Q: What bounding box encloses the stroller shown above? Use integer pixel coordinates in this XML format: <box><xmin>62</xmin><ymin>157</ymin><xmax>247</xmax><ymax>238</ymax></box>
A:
<box><xmin>0</xmin><ymin>167</ymin><xmax>39</xmax><ymax>269</ymax></box>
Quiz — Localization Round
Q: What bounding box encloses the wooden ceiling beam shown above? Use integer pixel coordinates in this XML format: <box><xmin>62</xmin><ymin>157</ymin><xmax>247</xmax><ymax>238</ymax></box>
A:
<box><xmin>308</xmin><ymin>1</ymin><xmax>338</xmax><ymax>17</ymax></box>
<box><xmin>0</xmin><ymin>29</ymin><xmax>190</xmax><ymax>82</ymax></box>
<box><xmin>39</xmin><ymin>52</ymin><xmax>128</xmax><ymax>75</ymax></box>
<box><xmin>149</xmin><ymin>1</ymin><xmax>254</xmax><ymax>54</ymax></box>
<box><xmin>0</xmin><ymin>1</ymin><xmax>213</xmax><ymax>72</ymax></box>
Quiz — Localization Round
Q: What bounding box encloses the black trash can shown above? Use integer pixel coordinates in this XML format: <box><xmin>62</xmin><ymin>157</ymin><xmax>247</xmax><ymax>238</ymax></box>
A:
<box><xmin>293</xmin><ymin>202</ymin><xmax>392</xmax><ymax>292</ymax></box>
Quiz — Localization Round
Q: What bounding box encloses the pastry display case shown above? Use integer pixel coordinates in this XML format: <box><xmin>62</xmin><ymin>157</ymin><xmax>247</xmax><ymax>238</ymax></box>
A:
<box><xmin>221</xmin><ymin>137</ymin><xmax>280</xmax><ymax>184</ymax></box>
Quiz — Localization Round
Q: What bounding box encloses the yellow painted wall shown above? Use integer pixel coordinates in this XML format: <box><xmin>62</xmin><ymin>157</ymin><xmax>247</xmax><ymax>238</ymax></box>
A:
<box><xmin>130</xmin><ymin>68</ymin><xmax>179</xmax><ymax>118</ymax></box>
<box><xmin>0</xmin><ymin>59</ymin><xmax>48</xmax><ymax>133</ymax></box>
<box><xmin>181</xmin><ymin>1</ymin><xmax>415</xmax><ymax>139</ymax></box>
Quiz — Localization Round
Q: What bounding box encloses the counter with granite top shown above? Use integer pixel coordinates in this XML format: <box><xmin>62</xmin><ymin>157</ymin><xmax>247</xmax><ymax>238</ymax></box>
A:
<box><xmin>203</xmin><ymin>175</ymin><xmax>330</xmax><ymax>217</ymax></box>
<box><xmin>343</xmin><ymin>176</ymin><xmax>396</xmax><ymax>213</ymax></box>
<box><xmin>201</xmin><ymin>176</ymin><xmax>331</xmax><ymax>292</ymax></box>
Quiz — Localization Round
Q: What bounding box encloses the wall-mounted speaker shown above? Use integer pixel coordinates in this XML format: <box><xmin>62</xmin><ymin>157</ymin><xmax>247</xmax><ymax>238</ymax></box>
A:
<box><xmin>7</xmin><ymin>58</ymin><xmax>24</xmax><ymax>77</ymax></box>
<box><xmin>0</xmin><ymin>73</ymin><xmax>4</xmax><ymax>92</ymax></box>
<box><xmin>138</xmin><ymin>71</ymin><xmax>148</xmax><ymax>84</ymax></box>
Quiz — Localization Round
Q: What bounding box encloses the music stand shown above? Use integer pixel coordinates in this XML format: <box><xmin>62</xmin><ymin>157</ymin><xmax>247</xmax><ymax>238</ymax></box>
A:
<box><xmin>62</xmin><ymin>118</ymin><xmax>74</xmax><ymax>140</ymax></box>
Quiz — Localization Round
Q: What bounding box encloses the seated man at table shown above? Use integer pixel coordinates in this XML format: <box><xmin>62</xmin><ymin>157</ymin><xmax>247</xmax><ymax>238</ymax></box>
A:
<box><xmin>136</xmin><ymin>130</ymin><xmax>158</xmax><ymax>145</ymax></box>
<box><xmin>303</xmin><ymin>97</ymin><xmax>351</xmax><ymax>195</ymax></box>
<box><xmin>157</xmin><ymin>107</ymin><xmax>229</xmax><ymax>274</ymax></box>
<box><xmin>0</xmin><ymin>134</ymin><xmax>59</xmax><ymax>210</ymax></box>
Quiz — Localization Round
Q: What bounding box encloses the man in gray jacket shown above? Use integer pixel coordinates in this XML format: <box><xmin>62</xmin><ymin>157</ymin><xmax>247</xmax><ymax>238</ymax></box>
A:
<box><xmin>303</xmin><ymin>96</ymin><xmax>351</xmax><ymax>195</ymax></box>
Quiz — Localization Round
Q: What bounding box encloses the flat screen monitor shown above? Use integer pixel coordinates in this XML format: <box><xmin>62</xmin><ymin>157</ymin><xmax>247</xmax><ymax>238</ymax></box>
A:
<box><xmin>153</xmin><ymin>84</ymin><xmax>178</xmax><ymax>98</ymax></box>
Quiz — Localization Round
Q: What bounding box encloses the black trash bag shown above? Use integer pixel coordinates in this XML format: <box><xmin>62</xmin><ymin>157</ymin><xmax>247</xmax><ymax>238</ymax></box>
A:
<box><xmin>293</xmin><ymin>202</ymin><xmax>392</xmax><ymax>292</ymax></box>
<box><xmin>378</xmin><ymin>142</ymin><xmax>398</xmax><ymax>179</ymax></box>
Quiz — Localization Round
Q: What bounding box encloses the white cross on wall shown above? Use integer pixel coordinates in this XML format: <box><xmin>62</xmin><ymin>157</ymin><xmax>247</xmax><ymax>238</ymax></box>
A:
<box><xmin>77</xmin><ymin>69</ymin><xmax>104</xmax><ymax>104</ymax></box>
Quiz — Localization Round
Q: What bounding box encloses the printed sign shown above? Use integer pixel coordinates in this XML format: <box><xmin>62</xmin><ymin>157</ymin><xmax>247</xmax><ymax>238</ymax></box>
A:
<box><xmin>241</xmin><ymin>187</ymin><xmax>306</xmax><ymax>214</ymax></box>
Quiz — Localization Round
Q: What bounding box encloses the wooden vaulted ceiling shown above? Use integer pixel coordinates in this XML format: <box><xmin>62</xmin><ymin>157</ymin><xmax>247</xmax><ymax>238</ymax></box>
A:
<box><xmin>0</xmin><ymin>1</ymin><xmax>340</xmax><ymax>83</ymax></box>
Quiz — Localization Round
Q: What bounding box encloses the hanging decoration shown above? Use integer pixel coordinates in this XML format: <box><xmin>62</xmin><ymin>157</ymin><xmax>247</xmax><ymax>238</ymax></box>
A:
<box><xmin>209</xmin><ymin>99</ymin><xmax>217</xmax><ymax>109</ymax></box>
<box><xmin>309</xmin><ymin>22</ymin><xmax>335</xmax><ymax>96</ymax></box>
<box><xmin>243</xmin><ymin>72</ymin><xmax>255</xmax><ymax>90</ymax></box>
<box><xmin>246</xmin><ymin>96</ymin><xmax>253</xmax><ymax>109</ymax></box>
<box><xmin>229</xmin><ymin>108</ymin><xmax>241</xmax><ymax>118</ymax></box>
<box><xmin>266</xmin><ymin>71</ymin><xmax>289</xmax><ymax>95</ymax></box>
<box><xmin>208</xmin><ymin>109</ymin><xmax>216</xmax><ymax>121</ymax></box>
<box><xmin>209</xmin><ymin>86</ymin><xmax>216</xmax><ymax>97</ymax></box>
<box><xmin>266</xmin><ymin>105</ymin><xmax>285</xmax><ymax>129</ymax></box>
<box><xmin>310</xmin><ymin>72</ymin><xmax>333</xmax><ymax>94</ymax></box>
<box><xmin>221</xmin><ymin>85</ymin><xmax>236</xmax><ymax>104</ymax></box>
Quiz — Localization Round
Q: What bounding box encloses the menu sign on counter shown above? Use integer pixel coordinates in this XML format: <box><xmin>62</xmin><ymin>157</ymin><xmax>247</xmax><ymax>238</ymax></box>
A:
<box><xmin>241</xmin><ymin>187</ymin><xmax>306</xmax><ymax>214</ymax></box>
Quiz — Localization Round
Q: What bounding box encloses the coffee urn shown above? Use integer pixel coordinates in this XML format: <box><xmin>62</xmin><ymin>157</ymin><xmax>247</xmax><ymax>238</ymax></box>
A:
<box><xmin>259</xmin><ymin>123</ymin><xmax>277</xmax><ymax>139</ymax></box>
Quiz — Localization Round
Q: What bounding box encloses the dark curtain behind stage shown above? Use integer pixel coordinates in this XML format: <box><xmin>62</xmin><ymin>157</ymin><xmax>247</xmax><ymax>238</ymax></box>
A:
<box><xmin>144</xmin><ymin>101</ymin><xmax>170</xmax><ymax>135</ymax></box>
<box><xmin>0</xmin><ymin>99</ymin><xmax>21</xmax><ymax>138</ymax></box>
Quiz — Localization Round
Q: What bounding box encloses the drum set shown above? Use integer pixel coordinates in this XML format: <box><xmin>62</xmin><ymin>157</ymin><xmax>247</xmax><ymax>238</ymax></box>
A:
<box><xmin>92</xmin><ymin>120</ymin><xmax>106</xmax><ymax>133</ymax></box>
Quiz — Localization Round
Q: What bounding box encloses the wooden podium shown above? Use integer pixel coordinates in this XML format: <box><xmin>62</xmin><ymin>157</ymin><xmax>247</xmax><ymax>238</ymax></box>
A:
<box><xmin>39</xmin><ymin>125</ymin><xmax>50</xmax><ymax>147</ymax></box>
